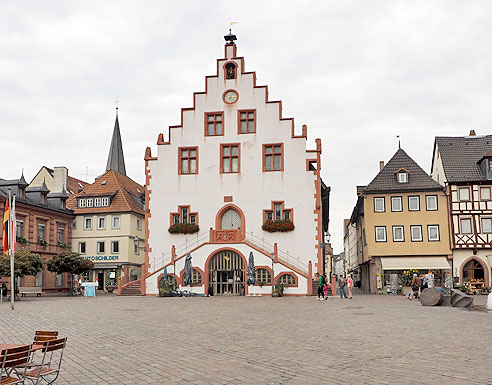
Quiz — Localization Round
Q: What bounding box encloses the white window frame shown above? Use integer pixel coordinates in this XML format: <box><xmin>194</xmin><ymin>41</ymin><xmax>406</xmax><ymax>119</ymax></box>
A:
<box><xmin>398</xmin><ymin>172</ymin><xmax>408</xmax><ymax>183</ymax></box>
<box><xmin>84</xmin><ymin>217</ymin><xmax>92</xmax><ymax>230</ymax></box>
<box><xmin>410</xmin><ymin>225</ymin><xmax>423</xmax><ymax>242</ymax></box>
<box><xmin>375</xmin><ymin>226</ymin><xmax>387</xmax><ymax>242</ymax></box>
<box><xmin>408</xmin><ymin>196</ymin><xmax>420</xmax><ymax>211</ymax></box>
<box><xmin>391</xmin><ymin>196</ymin><xmax>403</xmax><ymax>212</ymax></box>
<box><xmin>97</xmin><ymin>241</ymin><xmax>105</xmax><ymax>254</ymax></box>
<box><xmin>428</xmin><ymin>225</ymin><xmax>440</xmax><ymax>241</ymax></box>
<box><xmin>94</xmin><ymin>197</ymin><xmax>102</xmax><ymax>207</ymax></box>
<box><xmin>460</xmin><ymin>218</ymin><xmax>472</xmax><ymax>234</ymax></box>
<box><xmin>111</xmin><ymin>241</ymin><xmax>119</xmax><ymax>254</ymax></box>
<box><xmin>136</xmin><ymin>218</ymin><xmax>142</xmax><ymax>230</ymax></box>
<box><xmin>374</xmin><ymin>197</ymin><xmax>385</xmax><ymax>213</ymax></box>
<box><xmin>101</xmin><ymin>197</ymin><xmax>109</xmax><ymax>206</ymax></box>
<box><xmin>79</xmin><ymin>198</ymin><xmax>86</xmax><ymax>208</ymax></box>
<box><xmin>97</xmin><ymin>216</ymin><xmax>106</xmax><ymax>230</ymax></box>
<box><xmin>79</xmin><ymin>242</ymin><xmax>86</xmax><ymax>254</ymax></box>
<box><xmin>392</xmin><ymin>226</ymin><xmax>404</xmax><ymax>242</ymax></box>
<box><xmin>480</xmin><ymin>187</ymin><xmax>491</xmax><ymax>201</ymax></box>
<box><xmin>426</xmin><ymin>195</ymin><xmax>438</xmax><ymax>211</ymax></box>
<box><xmin>86</xmin><ymin>198</ymin><xmax>94</xmax><ymax>207</ymax></box>
<box><xmin>481</xmin><ymin>217</ymin><xmax>492</xmax><ymax>234</ymax></box>
<box><xmin>112</xmin><ymin>216</ymin><xmax>120</xmax><ymax>229</ymax></box>
<box><xmin>459</xmin><ymin>187</ymin><xmax>470</xmax><ymax>201</ymax></box>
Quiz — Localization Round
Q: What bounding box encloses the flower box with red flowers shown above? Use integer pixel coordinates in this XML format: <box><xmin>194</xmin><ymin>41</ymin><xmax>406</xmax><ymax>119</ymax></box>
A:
<box><xmin>168</xmin><ymin>222</ymin><xmax>200</xmax><ymax>234</ymax></box>
<box><xmin>262</xmin><ymin>219</ymin><xmax>295</xmax><ymax>233</ymax></box>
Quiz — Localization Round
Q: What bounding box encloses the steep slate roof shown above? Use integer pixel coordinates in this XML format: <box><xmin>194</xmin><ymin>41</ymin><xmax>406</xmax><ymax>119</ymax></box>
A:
<box><xmin>106</xmin><ymin>114</ymin><xmax>127</xmax><ymax>176</ymax></box>
<box><xmin>363</xmin><ymin>148</ymin><xmax>443</xmax><ymax>193</ymax></box>
<box><xmin>435</xmin><ymin>135</ymin><xmax>492</xmax><ymax>182</ymax></box>
<box><xmin>67</xmin><ymin>170</ymin><xmax>143</xmax><ymax>215</ymax></box>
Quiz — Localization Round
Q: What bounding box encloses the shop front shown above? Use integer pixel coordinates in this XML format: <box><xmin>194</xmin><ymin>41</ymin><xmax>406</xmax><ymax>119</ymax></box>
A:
<box><xmin>379</xmin><ymin>256</ymin><xmax>452</xmax><ymax>295</ymax></box>
<box><xmin>81</xmin><ymin>257</ymin><xmax>141</xmax><ymax>293</ymax></box>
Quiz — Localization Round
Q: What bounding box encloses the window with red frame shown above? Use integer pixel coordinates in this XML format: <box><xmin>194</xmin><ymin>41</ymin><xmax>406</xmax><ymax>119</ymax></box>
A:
<box><xmin>278</xmin><ymin>274</ymin><xmax>296</xmax><ymax>286</ymax></box>
<box><xmin>265</xmin><ymin>202</ymin><xmax>293</xmax><ymax>221</ymax></box>
<box><xmin>263</xmin><ymin>144</ymin><xmax>283</xmax><ymax>171</ymax></box>
<box><xmin>172</xmin><ymin>207</ymin><xmax>197</xmax><ymax>224</ymax></box>
<box><xmin>221</xmin><ymin>144</ymin><xmax>240</xmax><ymax>173</ymax></box>
<box><xmin>238</xmin><ymin>110</ymin><xmax>255</xmax><ymax>133</ymax></box>
<box><xmin>205</xmin><ymin>112</ymin><xmax>224</xmax><ymax>136</ymax></box>
<box><xmin>179</xmin><ymin>148</ymin><xmax>198</xmax><ymax>174</ymax></box>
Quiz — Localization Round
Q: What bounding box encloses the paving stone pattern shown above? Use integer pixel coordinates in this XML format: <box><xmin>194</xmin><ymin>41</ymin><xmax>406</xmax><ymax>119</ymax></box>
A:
<box><xmin>1</xmin><ymin>294</ymin><xmax>491</xmax><ymax>384</ymax></box>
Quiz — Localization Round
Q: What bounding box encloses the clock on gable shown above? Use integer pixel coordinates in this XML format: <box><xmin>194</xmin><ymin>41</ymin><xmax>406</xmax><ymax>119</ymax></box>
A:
<box><xmin>223</xmin><ymin>89</ymin><xmax>238</xmax><ymax>104</ymax></box>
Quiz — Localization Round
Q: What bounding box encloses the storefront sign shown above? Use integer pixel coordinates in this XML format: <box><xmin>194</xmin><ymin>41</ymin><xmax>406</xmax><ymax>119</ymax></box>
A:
<box><xmin>83</xmin><ymin>255</ymin><xmax>119</xmax><ymax>262</ymax></box>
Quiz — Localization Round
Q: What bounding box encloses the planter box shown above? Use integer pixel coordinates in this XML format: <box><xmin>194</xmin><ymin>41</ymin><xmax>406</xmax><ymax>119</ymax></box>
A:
<box><xmin>272</xmin><ymin>292</ymin><xmax>283</xmax><ymax>297</ymax></box>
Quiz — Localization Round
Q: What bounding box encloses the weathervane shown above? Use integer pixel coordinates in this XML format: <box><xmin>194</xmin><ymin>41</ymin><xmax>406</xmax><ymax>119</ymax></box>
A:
<box><xmin>224</xmin><ymin>21</ymin><xmax>238</xmax><ymax>43</ymax></box>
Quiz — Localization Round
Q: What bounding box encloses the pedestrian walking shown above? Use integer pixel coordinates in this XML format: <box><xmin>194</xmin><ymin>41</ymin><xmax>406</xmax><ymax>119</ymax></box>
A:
<box><xmin>408</xmin><ymin>273</ymin><xmax>422</xmax><ymax>300</ymax></box>
<box><xmin>323</xmin><ymin>283</ymin><xmax>329</xmax><ymax>300</ymax></box>
<box><xmin>316</xmin><ymin>272</ymin><xmax>325</xmax><ymax>300</ymax></box>
<box><xmin>339</xmin><ymin>275</ymin><xmax>348</xmax><ymax>298</ymax></box>
<box><xmin>346</xmin><ymin>274</ymin><xmax>353</xmax><ymax>299</ymax></box>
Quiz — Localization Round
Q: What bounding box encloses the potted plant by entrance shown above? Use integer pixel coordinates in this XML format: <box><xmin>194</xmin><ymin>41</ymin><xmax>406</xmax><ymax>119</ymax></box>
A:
<box><xmin>272</xmin><ymin>283</ymin><xmax>284</xmax><ymax>297</ymax></box>
<box><xmin>159</xmin><ymin>279</ymin><xmax>173</xmax><ymax>297</ymax></box>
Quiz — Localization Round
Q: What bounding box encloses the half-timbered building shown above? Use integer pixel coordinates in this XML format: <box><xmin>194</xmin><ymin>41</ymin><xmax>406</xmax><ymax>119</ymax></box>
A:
<box><xmin>142</xmin><ymin>34</ymin><xmax>329</xmax><ymax>296</ymax></box>
<box><xmin>431</xmin><ymin>132</ymin><xmax>492</xmax><ymax>290</ymax></box>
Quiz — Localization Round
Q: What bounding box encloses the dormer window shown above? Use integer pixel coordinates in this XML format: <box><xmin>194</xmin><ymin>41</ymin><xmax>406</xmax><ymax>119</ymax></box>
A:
<box><xmin>488</xmin><ymin>160</ymin><xmax>492</xmax><ymax>172</ymax></box>
<box><xmin>398</xmin><ymin>172</ymin><xmax>408</xmax><ymax>183</ymax></box>
<box><xmin>225</xmin><ymin>62</ymin><xmax>236</xmax><ymax>79</ymax></box>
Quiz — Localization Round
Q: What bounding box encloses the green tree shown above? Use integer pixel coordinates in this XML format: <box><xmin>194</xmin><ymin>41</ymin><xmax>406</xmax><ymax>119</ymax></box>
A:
<box><xmin>47</xmin><ymin>251</ymin><xmax>94</xmax><ymax>296</ymax></box>
<box><xmin>0</xmin><ymin>248</ymin><xmax>44</xmax><ymax>296</ymax></box>
<box><xmin>0</xmin><ymin>248</ymin><xmax>44</xmax><ymax>278</ymax></box>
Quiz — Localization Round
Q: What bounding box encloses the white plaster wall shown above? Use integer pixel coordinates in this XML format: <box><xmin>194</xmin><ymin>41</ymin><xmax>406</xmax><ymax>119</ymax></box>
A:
<box><xmin>147</xmin><ymin>44</ymin><xmax>319</xmax><ymax>276</ymax></box>
<box><xmin>430</xmin><ymin>144</ymin><xmax>447</xmax><ymax>185</ymax></box>
<box><xmin>452</xmin><ymin>249</ymin><xmax>492</xmax><ymax>283</ymax></box>
<box><xmin>145</xmin><ymin>242</ymin><xmax>307</xmax><ymax>295</ymax></box>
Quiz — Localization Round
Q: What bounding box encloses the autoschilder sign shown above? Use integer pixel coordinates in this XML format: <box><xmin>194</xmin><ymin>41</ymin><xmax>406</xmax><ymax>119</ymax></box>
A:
<box><xmin>83</xmin><ymin>255</ymin><xmax>119</xmax><ymax>262</ymax></box>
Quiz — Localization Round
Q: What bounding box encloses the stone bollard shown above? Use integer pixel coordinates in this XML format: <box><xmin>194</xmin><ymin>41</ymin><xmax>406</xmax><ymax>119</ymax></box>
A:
<box><xmin>487</xmin><ymin>293</ymin><xmax>492</xmax><ymax>311</ymax></box>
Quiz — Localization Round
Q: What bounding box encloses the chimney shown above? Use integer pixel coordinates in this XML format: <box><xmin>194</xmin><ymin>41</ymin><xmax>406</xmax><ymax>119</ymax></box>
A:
<box><xmin>53</xmin><ymin>167</ymin><xmax>68</xmax><ymax>192</ymax></box>
<box><xmin>379</xmin><ymin>161</ymin><xmax>384</xmax><ymax>171</ymax></box>
<box><xmin>469</xmin><ymin>130</ymin><xmax>476</xmax><ymax>136</ymax></box>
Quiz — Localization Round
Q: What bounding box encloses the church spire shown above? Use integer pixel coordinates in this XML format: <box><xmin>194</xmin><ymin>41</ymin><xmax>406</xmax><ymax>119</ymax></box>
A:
<box><xmin>106</xmin><ymin>100</ymin><xmax>127</xmax><ymax>176</ymax></box>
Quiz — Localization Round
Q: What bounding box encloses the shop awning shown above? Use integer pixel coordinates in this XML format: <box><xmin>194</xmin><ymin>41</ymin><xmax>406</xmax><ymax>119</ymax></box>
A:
<box><xmin>380</xmin><ymin>257</ymin><xmax>451</xmax><ymax>270</ymax></box>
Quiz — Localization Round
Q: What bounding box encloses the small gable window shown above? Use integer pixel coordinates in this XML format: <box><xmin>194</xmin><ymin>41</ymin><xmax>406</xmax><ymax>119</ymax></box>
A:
<box><xmin>397</xmin><ymin>172</ymin><xmax>408</xmax><ymax>184</ymax></box>
<box><xmin>225</xmin><ymin>62</ymin><xmax>236</xmax><ymax>79</ymax></box>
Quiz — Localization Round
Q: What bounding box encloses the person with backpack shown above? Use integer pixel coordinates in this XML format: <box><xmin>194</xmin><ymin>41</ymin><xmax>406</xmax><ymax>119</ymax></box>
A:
<box><xmin>316</xmin><ymin>272</ymin><xmax>326</xmax><ymax>300</ymax></box>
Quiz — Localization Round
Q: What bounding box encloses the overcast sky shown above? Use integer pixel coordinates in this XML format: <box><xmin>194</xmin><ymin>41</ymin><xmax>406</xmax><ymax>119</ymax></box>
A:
<box><xmin>1</xmin><ymin>1</ymin><xmax>492</xmax><ymax>252</ymax></box>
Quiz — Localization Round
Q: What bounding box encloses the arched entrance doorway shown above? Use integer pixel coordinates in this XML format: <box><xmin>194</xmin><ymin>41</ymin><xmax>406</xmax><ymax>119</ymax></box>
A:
<box><xmin>462</xmin><ymin>258</ymin><xmax>485</xmax><ymax>281</ymax></box>
<box><xmin>221</xmin><ymin>209</ymin><xmax>241</xmax><ymax>230</ymax></box>
<box><xmin>208</xmin><ymin>250</ymin><xmax>245</xmax><ymax>296</ymax></box>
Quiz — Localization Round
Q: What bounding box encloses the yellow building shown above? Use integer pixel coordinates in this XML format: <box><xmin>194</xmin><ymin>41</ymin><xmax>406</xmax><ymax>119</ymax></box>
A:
<box><xmin>350</xmin><ymin>148</ymin><xmax>452</xmax><ymax>293</ymax></box>
<box><xmin>66</xmin><ymin>112</ymin><xmax>145</xmax><ymax>293</ymax></box>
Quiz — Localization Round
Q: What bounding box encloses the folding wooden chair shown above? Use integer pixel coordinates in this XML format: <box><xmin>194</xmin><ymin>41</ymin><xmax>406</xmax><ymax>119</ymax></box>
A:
<box><xmin>30</xmin><ymin>332</ymin><xmax>58</xmax><ymax>363</ymax></box>
<box><xmin>0</xmin><ymin>344</ymin><xmax>31</xmax><ymax>385</ymax></box>
<box><xmin>23</xmin><ymin>338</ymin><xmax>67</xmax><ymax>385</ymax></box>
<box><xmin>32</xmin><ymin>332</ymin><xmax>58</xmax><ymax>346</ymax></box>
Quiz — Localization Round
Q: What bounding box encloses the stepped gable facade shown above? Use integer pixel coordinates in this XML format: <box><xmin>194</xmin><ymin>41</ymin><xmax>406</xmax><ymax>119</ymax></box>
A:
<box><xmin>143</xmin><ymin>36</ymin><xmax>329</xmax><ymax>296</ymax></box>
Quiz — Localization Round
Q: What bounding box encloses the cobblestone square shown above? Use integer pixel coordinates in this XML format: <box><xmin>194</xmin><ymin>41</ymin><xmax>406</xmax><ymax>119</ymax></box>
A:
<box><xmin>1</xmin><ymin>294</ymin><xmax>491</xmax><ymax>384</ymax></box>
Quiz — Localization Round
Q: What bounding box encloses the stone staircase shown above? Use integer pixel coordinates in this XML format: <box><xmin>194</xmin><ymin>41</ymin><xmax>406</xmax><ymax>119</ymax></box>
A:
<box><xmin>118</xmin><ymin>281</ymin><xmax>143</xmax><ymax>296</ymax></box>
<box><xmin>312</xmin><ymin>279</ymin><xmax>333</xmax><ymax>297</ymax></box>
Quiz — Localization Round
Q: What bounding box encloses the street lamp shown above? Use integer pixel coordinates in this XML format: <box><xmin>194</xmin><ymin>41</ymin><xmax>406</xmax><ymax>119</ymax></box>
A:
<box><xmin>133</xmin><ymin>236</ymin><xmax>147</xmax><ymax>252</ymax></box>
<box><xmin>270</xmin><ymin>252</ymin><xmax>275</xmax><ymax>296</ymax></box>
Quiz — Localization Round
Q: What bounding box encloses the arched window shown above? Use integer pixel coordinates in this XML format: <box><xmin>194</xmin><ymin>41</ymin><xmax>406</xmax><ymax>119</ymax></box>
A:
<box><xmin>159</xmin><ymin>275</ymin><xmax>177</xmax><ymax>289</ymax></box>
<box><xmin>278</xmin><ymin>274</ymin><xmax>296</xmax><ymax>286</ymax></box>
<box><xmin>225</xmin><ymin>62</ymin><xmax>236</xmax><ymax>79</ymax></box>
<box><xmin>463</xmin><ymin>259</ymin><xmax>485</xmax><ymax>281</ymax></box>
<box><xmin>192</xmin><ymin>269</ymin><xmax>202</xmax><ymax>285</ymax></box>
<box><xmin>255</xmin><ymin>268</ymin><xmax>272</xmax><ymax>285</ymax></box>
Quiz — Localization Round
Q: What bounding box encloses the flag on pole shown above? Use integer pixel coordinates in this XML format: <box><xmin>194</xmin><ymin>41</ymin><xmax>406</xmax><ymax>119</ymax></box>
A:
<box><xmin>2</xmin><ymin>199</ymin><xmax>9</xmax><ymax>255</ymax></box>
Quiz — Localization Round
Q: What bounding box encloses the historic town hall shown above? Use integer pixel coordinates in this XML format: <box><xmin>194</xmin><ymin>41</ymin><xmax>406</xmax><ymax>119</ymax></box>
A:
<box><xmin>142</xmin><ymin>33</ymin><xmax>329</xmax><ymax>296</ymax></box>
